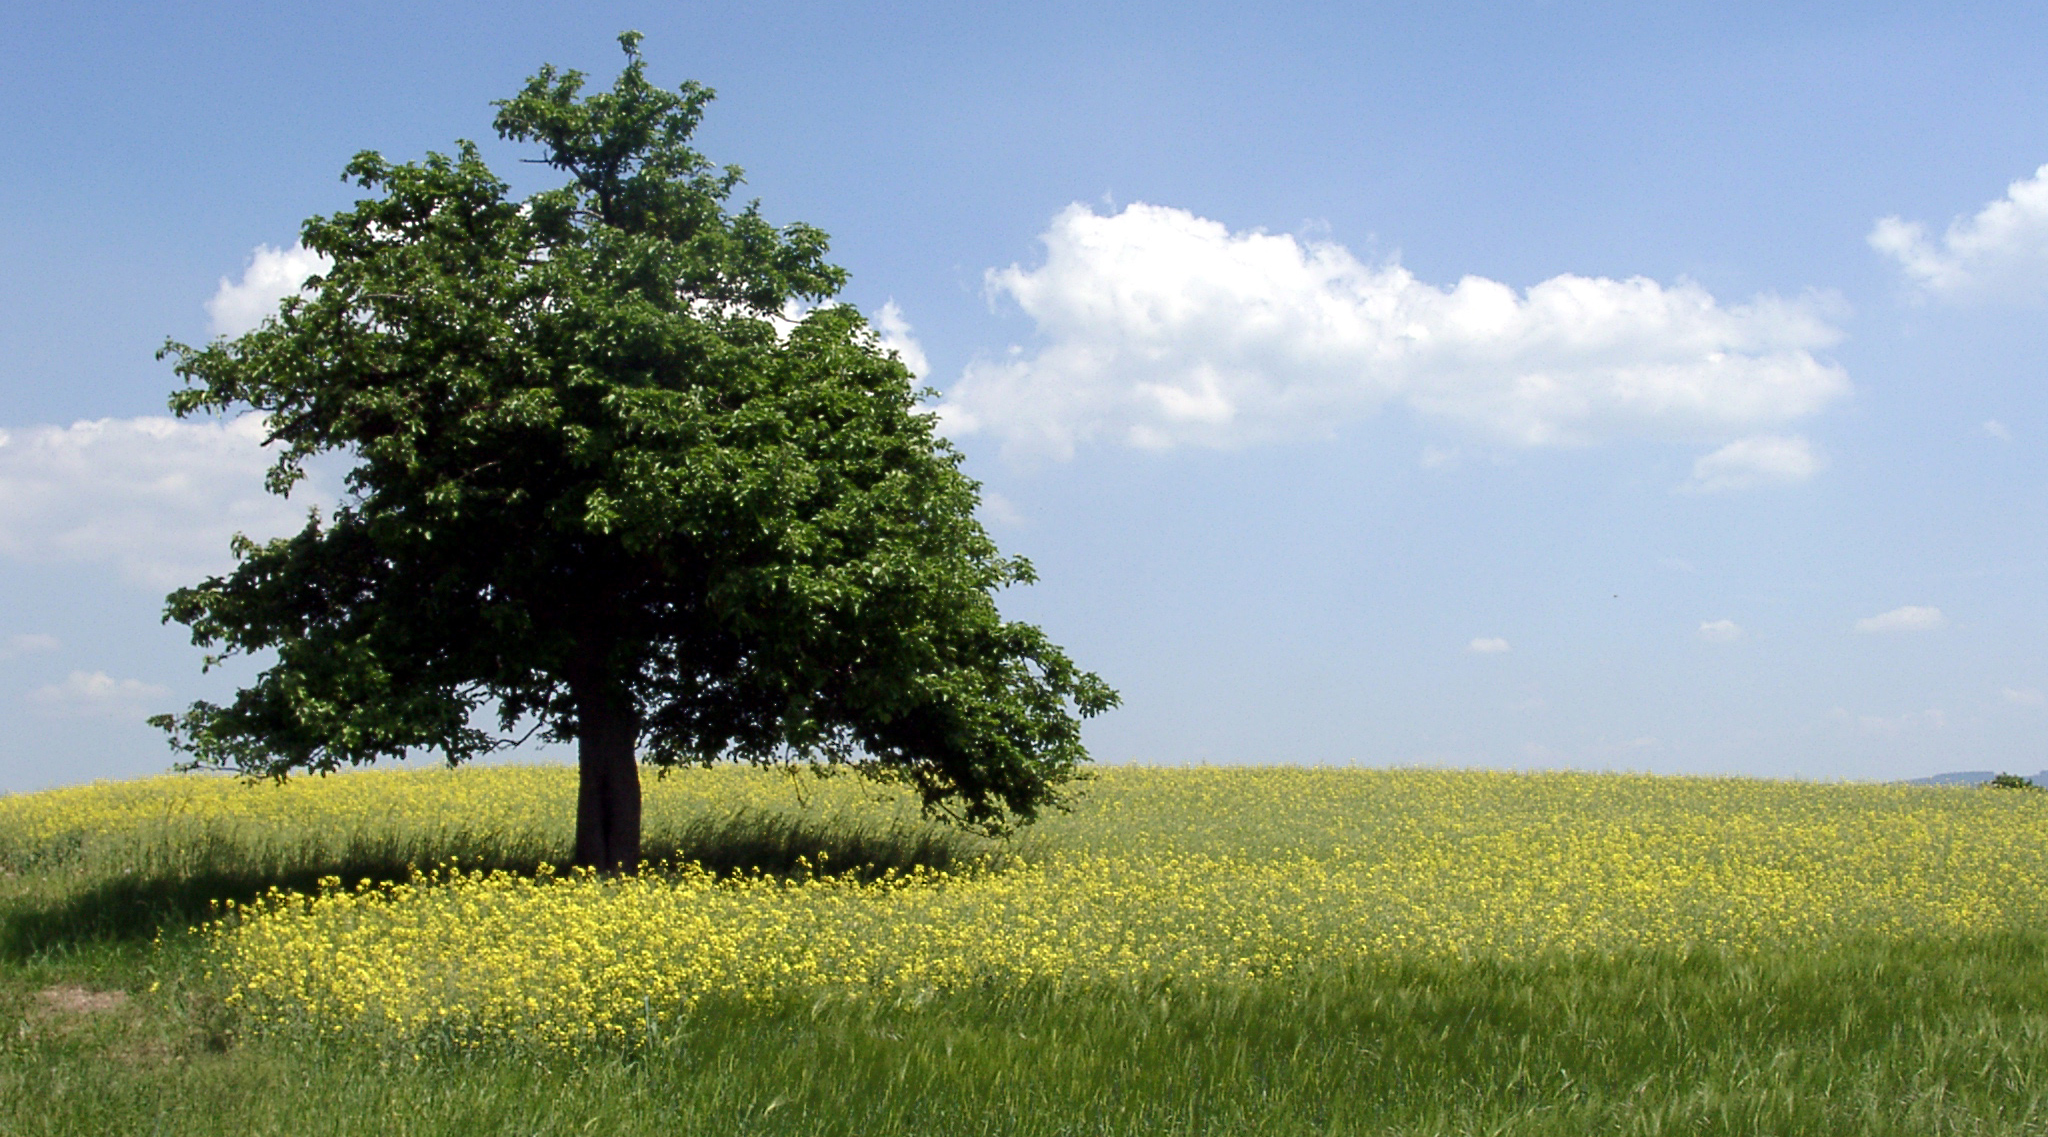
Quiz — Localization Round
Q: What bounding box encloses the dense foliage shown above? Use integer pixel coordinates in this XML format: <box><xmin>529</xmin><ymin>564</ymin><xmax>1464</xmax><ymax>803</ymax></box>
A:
<box><xmin>150</xmin><ymin>34</ymin><xmax>1114</xmax><ymax>867</ymax></box>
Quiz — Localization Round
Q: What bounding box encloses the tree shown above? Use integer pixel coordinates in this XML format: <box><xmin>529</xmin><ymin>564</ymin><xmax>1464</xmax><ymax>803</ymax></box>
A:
<box><xmin>150</xmin><ymin>33</ymin><xmax>1117</xmax><ymax>872</ymax></box>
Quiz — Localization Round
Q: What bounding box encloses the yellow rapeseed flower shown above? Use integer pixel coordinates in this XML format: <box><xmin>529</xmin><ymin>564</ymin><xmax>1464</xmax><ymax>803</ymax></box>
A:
<box><xmin>14</xmin><ymin>764</ymin><xmax>2048</xmax><ymax>1054</ymax></box>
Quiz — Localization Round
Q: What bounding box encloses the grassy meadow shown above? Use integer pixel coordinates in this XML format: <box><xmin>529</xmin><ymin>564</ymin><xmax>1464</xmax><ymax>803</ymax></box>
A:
<box><xmin>5</xmin><ymin>764</ymin><xmax>2048</xmax><ymax>1134</ymax></box>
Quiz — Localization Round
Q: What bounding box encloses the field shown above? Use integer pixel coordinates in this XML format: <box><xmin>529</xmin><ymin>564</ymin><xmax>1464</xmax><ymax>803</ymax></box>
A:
<box><xmin>5</xmin><ymin>765</ymin><xmax>2048</xmax><ymax>1135</ymax></box>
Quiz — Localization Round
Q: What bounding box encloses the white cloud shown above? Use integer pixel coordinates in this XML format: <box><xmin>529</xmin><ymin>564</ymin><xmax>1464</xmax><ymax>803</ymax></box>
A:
<box><xmin>29</xmin><ymin>670</ymin><xmax>170</xmax><ymax>717</ymax></box>
<box><xmin>1698</xmin><ymin>619</ymin><xmax>1743</xmax><ymax>642</ymax></box>
<box><xmin>1469</xmin><ymin>637</ymin><xmax>1511</xmax><ymax>654</ymax></box>
<box><xmin>206</xmin><ymin>242</ymin><xmax>331</xmax><ymax>338</ymax></box>
<box><xmin>2001</xmin><ymin>686</ymin><xmax>2044</xmax><ymax>706</ymax></box>
<box><xmin>1681</xmin><ymin>434</ymin><xmax>1821</xmax><ymax>493</ymax></box>
<box><xmin>873</xmin><ymin>300</ymin><xmax>930</xmax><ymax>379</ymax></box>
<box><xmin>0</xmin><ymin>414</ymin><xmax>325</xmax><ymax>588</ymax></box>
<box><xmin>1854</xmin><ymin>605</ymin><xmax>1947</xmax><ymax>633</ymax></box>
<box><xmin>1871</xmin><ymin>164</ymin><xmax>2048</xmax><ymax>301</ymax></box>
<box><xmin>940</xmin><ymin>203</ymin><xmax>1850</xmax><ymax>458</ymax></box>
<box><xmin>1984</xmin><ymin>419</ymin><xmax>2012</xmax><ymax>441</ymax></box>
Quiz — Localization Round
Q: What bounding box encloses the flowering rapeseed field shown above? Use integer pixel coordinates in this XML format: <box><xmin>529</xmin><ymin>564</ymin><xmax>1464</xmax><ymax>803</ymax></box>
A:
<box><xmin>0</xmin><ymin>764</ymin><xmax>898</xmax><ymax>865</ymax></box>
<box><xmin>11</xmin><ymin>765</ymin><xmax>2048</xmax><ymax>1053</ymax></box>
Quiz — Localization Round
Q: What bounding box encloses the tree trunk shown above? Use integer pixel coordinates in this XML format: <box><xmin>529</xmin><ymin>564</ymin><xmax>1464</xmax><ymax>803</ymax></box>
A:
<box><xmin>572</xmin><ymin>681</ymin><xmax>642</xmax><ymax>873</ymax></box>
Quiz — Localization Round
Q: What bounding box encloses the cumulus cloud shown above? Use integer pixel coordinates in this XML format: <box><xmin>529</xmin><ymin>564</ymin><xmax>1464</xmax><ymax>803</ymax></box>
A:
<box><xmin>1468</xmin><ymin>637</ymin><xmax>1511</xmax><ymax>654</ymax></box>
<box><xmin>1984</xmin><ymin>419</ymin><xmax>2012</xmax><ymax>441</ymax></box>
<box><xmin>0</xmin><ymin>414</ymin><xmax>325</xmax><ymax>588</ymax></box>
<box><xmin>29</xmin><ymin>670</ymin><xmax>170</xmax><ymax>717</ymax></box>
<box><xmin>1854</xmin><ymin>605</ymin><xmax>1947</xmax><ymax>634</ymax></box>
<box><xmin>1682</xmin><ymin>434</ymin><xmax>1822</xmax><ymax>493</ymax></box>
<box><xmin>940</xmin><ymin>203</ymin><xmax>1850</xmax><ymax>459</ymax></box>
<box><xmin>1870</xmin><ymin>164</ymin><xmax>2048</xmax><ymax>300</ymax></box>
<box><xmin>206</xmin><ymin>242</ymin><xmax>331</xmax><ymax>338</ymax></box>
<box><xmin>873</xmin><ymin>300</ymin><xmax>930</xmax><ymax>379</ymax></box>
<box><xmin>1698</xmin><ymin>619</ymin><xmax>1743</xmax><ymax>642</ymax></box>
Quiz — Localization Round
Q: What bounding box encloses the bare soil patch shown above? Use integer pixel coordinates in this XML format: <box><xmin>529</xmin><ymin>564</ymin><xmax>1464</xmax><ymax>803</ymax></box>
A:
<box><xmin>34</xmin><ymin>984</ymin><xmax>128</xmax><ymax>1016</ymax></box>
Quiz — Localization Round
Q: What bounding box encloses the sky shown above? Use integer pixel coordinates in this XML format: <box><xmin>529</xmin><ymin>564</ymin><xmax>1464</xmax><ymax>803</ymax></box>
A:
<box><xmin>4</xmin><ymin>1</ymin><xmax>2048</xmax><ymax>792</ymax></box>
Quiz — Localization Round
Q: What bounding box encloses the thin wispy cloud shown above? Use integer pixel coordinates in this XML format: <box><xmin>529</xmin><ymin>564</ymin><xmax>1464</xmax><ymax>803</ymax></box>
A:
<box><xmin>1854</xmin><ymin>606</ymin><xmax>1946</xmax><ymax>634</ymax></box>
<box><xmin>977</xmin><ymin>490</ymin><xmax>1026</xmax><ymax>527</ymax></box>
<box><xmin>1698</xmin><ymin>619</ymin><xmax>1742</xmax><ymax>642</ymax></box>
<box><xmin>1871</xmin><ymin>163</ymin><xmax>2048</xmax><ymax>301</ymax></box>
<box><xmin>942</xmin><ymin>202</ymin><xmax>1850</xmax><ymax>460</ymax></box>
<box><xmin>1469</xmin><ymin>637</ymin><xmax>1511</xmax><ymax>654</ymax></box>
<box><xmin>1419</xmin><ymin>445</ymin><xmax>1461</xmax><ymax>469</ymax></box>
<box><xmin>0</xmin><ymin>633</ymin><xmax>58</xmax><ymax>659</ymax></box>
<box><xmin>28</xmin><ymin>670</ymin><xmax>169</xmax><ymax>718</ymax></box>
<box><xmin>1682</xmin><ymin>434</ymin><xmax>1821</xmax><ymax>493</ymax></box>
<box><xmin>1834</xmin><ymin>706</ymin><xmax>1946</xmax><ymax>736</ymax></box>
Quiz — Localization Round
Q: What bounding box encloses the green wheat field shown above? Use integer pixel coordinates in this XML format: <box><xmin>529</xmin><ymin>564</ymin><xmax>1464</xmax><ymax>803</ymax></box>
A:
<box><xmin>5</xmin><ymin>764</ymin><xmax>2048</xmax><ymax>1135</ymax></box>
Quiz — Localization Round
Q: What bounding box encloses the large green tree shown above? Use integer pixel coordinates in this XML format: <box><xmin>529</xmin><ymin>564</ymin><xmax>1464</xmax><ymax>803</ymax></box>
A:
<box><xmin>151</xmin><ymin>34</ymin><xmax>1116</xmax><ymax>871</ymax></box>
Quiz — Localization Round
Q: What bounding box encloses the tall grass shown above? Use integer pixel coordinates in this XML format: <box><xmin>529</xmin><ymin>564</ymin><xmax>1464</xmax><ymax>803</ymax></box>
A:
<box><xmin>7</xmin><ymin>932</ymin><xmax>2048</xmax><ymax>1134</ymax></box>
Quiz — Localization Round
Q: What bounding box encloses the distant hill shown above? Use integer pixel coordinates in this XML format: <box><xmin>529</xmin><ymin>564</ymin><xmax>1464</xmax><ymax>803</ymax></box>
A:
<box><xmin>1906</xmin><ymin>770</ymin><xmax>2048</xmax><ymax>786</ymax></box>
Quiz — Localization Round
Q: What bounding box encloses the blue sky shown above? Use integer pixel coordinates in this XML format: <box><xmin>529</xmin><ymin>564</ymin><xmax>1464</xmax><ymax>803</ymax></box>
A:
<box><xmin>4</xmin><ymin>1</ymin><xmax>2048</xmax><ymax>792</ymax></box>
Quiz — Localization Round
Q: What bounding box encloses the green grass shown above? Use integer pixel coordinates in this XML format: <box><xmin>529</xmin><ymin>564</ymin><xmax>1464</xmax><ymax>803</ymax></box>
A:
<box><xmin>5</xmin><ymin>769</ymin><xmax>2048</xmax><ymax>1135</ymax></box>
<box><xmin>8</xmin><ymin>932</ymin><xmax>2048</xmax><ymax>1135</ymax></box>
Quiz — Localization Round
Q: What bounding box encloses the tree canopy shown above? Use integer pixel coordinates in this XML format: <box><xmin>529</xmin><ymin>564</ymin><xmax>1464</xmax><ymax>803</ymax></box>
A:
<box><xmin>151</xmin><ymin>33</ymin><xmax>1117</xmax><ymax>870</ymax></box>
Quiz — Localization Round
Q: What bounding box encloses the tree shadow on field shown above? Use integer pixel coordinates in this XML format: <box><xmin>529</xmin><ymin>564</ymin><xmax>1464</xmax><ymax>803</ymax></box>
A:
<box><xmin>644</xmin><ymin>809</ymin><xmax>988</xmax><ymax>882</ymax></box>
<box><xmin>0</xmin><ymin>810</ymin><xmax>986</xmax><ymax>960</ymax></box>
